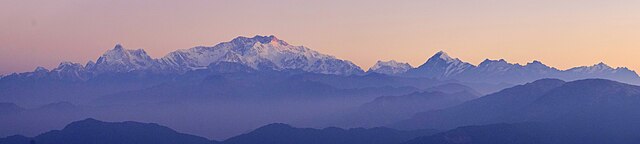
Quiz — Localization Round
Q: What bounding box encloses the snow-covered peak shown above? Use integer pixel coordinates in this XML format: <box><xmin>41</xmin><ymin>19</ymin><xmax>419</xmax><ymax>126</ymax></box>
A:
<box><xmin>422</xmin><ymin>51</ymin><xmax>470</xmax><ymax>67</ymax></box>
<box><xmin>595</xmin><ymin>62</ymin><xmax>613</xmax><ymax>69</ymax></box>
<box><xmin>85</xmin><ymin>61</ymin><xmax>96</xmax><ymax>69</ymax></box>
<box><xmin>159</xmin><ymin>35</ymin><xmax>363</xmax><ymax>75</ymax></box>
<box><xmin>113</xmin><ymin>44</ymin><xmax>124</xmax><ymax>50</ymax></box>
<box><xmin>412</xmin><ymin>51</ymin><xmax>474</xmax><ymax>78</ymax></box>
<box><xmin>368</xmin><ymin>60</ymin><xmax>413</xmax><ymax>75</ymax></box>
<box><xmin>371</xmin><ymin>60</ymin><xmax>413</xmax><ymax>70</ymax></box>
<box><xmin>49</xmin><ymin>61</ymin><xmax>89</xmax><ymax>80</ymax></box>
<box><xmin>34</xmin><ymin>66</ymin><xmax>49</xmax><ymax>72</ymax></box>
<box><xmin>89</xmin><ymin>44</ymin><xmax>157</xmax><ymax>73</ymax></box>
<box><xmin>53</xmin><ymin>62</ymin><xmax>84</xmax><ymax>72</ymax></box>
<box><xmin>431</xmin><ymin>51</ymin><xmax>456</xmax><ymax>63</ymax></box>
<box><xmin>567</xmin><ymin>62</ymin><xmax>615</xmax><ymax>74</ymax></box>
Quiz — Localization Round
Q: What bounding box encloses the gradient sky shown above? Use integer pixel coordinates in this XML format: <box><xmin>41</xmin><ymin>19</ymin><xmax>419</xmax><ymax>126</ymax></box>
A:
<box><xmin>1</xmin><ymin>0</ymin><xmax>640</xmax><ymax>75</ymax></box>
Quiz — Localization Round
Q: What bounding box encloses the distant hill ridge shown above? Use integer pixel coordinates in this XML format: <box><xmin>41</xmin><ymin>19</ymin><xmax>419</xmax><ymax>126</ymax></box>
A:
<box><xmin>0</xmin><ymin>118</ymin><xmax>439</xmax><ymax>144</ymax></box>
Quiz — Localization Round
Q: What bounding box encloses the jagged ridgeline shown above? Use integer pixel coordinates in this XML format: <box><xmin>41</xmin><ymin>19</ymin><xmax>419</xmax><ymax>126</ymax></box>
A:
<box><xmin>375</xmin><ymin>51</ymin><xmax>640</xmax><ymax>85</ymax></box>
<box><xmin>2</xmin><ymin>35</ymin><xmax>640</xmax><ymax>144</ymax></box>
<box><xmin>5</xmin><ymin>35</ymin><xmax>364</xmax><ymax>81</ymax></box>
<box><xmin>4</xmin><ymin>35</ymin><xmax>640</xmax><ymax>85</ymax></box>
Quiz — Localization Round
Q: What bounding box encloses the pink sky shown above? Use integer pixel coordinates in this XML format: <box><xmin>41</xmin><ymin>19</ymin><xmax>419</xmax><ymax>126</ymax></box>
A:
<box><xmin>1</xmin><ymin>0</ymin><xmax>640</xmax><ymax>75</ymax></box>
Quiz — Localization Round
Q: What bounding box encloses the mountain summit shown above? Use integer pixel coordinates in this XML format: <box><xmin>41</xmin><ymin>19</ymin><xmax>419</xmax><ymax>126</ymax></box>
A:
<box><xmin>159</xmin><ymin>35</ymin><xmax>363</xmax><ymax>75</ymax></box>
<box><xmin>368</xmin><ymin>60</ymin><xmax>413</xmax><ymax>75</ymax></box>
<box><xmin>408</xmin><ymin>51</ymin><xmax>474</xmax><ymax>78</ymax></box>
<box><xmin>88</xmin><ymin>44</ymin><xmax>158</xmax><ymax>73</ymax></box>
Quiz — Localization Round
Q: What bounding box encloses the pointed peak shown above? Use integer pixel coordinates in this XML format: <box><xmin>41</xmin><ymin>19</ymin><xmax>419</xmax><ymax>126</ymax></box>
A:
<box><xmin>567</xmin><ymin>62</ymin><xmax>615</xmax><ymax>73</ymax></box>
<box><xmin>434</xmin><ymin>51</ymin><xmax>450</xmax><ymax>58</ymax></box>
<box><xmin>34</xmin><ymin>66</ymin><xmax>49</xmax><ymax>72</ymax></box>
<box><xmin>596</xmin><ymin>62</ymin><xmax>608</xmax><ymax>66</ymax></box>
<box><xmin>103</xmin><ymin>43</ymin><xmax>149</xmax><ymax>54</ymax></box>
<box><xmin>85</xmin><ymin>60</ymin><xmax>96</xmax><ymax>69</ymax></box>
<box><xmin>592</xmin><ymin>62</ymin><xmax>613</xmax><ymax>69</ymax></box>
<box><xmin>113</xmin><ymin>44</ymin><xmax>124</xmax><ymax>50</ymax></box>
<box><xmin>429</xmin><ymin>51</ymin><xmax>456</xmax><ymax>62</ymax></box>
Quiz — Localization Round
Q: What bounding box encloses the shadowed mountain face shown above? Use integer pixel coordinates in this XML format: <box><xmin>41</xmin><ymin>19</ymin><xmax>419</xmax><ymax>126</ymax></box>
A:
<box><xmin>0</xmin><ymin>118</ymin><xmax>215</xmax><ymax>144</ymax></box>
<box><xmin>394</xmin><ymin>79</ymin><xmax>640</xmax><ymax>131</ymax></box>
<box><xmin>222</xmin><ymin>123</ymin><xmax>439</xmax><ymax>144</ymax></box>
<box><xmin>399</xmin><ymin>79</ymin><xmax>640</xmax><ymax>144</ymax></box>
<box><xmin>393</xmin><ymin>78</ymin><xmax>565</xmax><ymax>129</ymax></box>
<box><xmin>334</xmin><ymin>90</ymin><xmax>479</xmax><ymax>128</ymax></box>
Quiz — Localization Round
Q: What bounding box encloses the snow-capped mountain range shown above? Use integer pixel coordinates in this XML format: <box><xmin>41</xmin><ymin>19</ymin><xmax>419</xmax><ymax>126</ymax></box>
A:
<box><xmin>157</xmin><ymin>35</ymin><xmax>362</xmax><ymax>75</ymax></box>
<box><xmin>401</xmin><ymin>51</ymin><xmax>640</xmax><ymax>85</ymax></box>
<box><xmin>4</xmin><ymin>35</ymin><xmax>640</xmax><ymax>85</ymax></box>
<box><xmin>7</xmin><ymin>35</ymin><xmax>364</xmax><ymax>80</ymax></box>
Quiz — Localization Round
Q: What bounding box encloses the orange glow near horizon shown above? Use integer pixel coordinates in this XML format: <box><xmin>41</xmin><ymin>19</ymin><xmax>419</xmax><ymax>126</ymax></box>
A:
<box><xmin>1</xmin><ymin>0</ymin><xmax>640</xmax><ymax>74</ymax></box>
